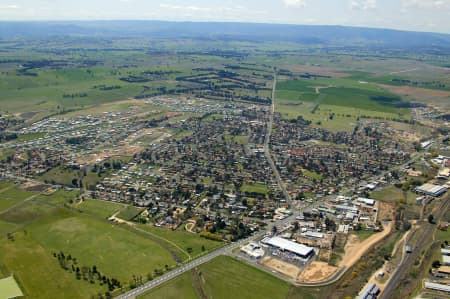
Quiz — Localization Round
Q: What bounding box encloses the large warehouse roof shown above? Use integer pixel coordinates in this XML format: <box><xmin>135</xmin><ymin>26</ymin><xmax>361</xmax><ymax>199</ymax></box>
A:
<box><xmin>424</xmin><ymin>281</ymin><xmax>450</xmax><ymax>293</ymax></box>
<box><xmin>416</xmin><ymin>183</ymin><xmax>447</xmax><ymax>196</ymax></box>
<box><xmin>264</xmin><ymin>237</ymin><xmax>314</xmax><ymax>257</ymax></box>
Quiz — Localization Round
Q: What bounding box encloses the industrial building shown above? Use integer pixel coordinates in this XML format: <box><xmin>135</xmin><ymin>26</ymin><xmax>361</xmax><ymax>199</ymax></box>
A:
<box><xmin>240</xmin><ymin>242</ymin><xmax>265</xmax><ymax>259</ymax></box>
<box><xmin>356</xmin><ymin>283</ymin><xmax>380</xmax><ymax>299</ymax></box>
<box><xmin>261</xmin><ymin>236</ymin><xmax>314</xmax><ymax>259</ymax></box>
<box><xmin>424</xmin><ymin>281</ymin><xmax>450</xmax><ymax>293</ymax></box>
<box><xmin>415</xmin><ymin>183</ymin><xmax>447</xmax><ymax>197</ymax></box>
<box><xmin>443</xmin><ymin>255</ymin><xmax>450</xmax><ymax>266</ymax></box>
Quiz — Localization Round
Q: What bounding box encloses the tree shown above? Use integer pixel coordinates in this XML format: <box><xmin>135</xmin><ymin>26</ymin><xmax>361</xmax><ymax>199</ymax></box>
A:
<box><xmin>271</xmin><ymin>226</ymin><xmax>277</xmax><ymax>235</ymax></box>
<box><xmin>293</xmin><ymin>221</ymin><xmax>300</xmax><ymax>232</ymax></box>
<box><xmin>432</xmin><ymin>260</ymin><xmax>441</xmax><ymax>268</ymax></box>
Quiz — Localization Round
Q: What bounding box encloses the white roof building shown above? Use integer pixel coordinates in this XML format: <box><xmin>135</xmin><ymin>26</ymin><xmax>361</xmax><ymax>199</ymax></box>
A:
<box><xmin>357</xmin><ymin>197</ymin><xmax>376</xmax><ymax>206</ymax></box>
<box><xmin>424</xmin><ymin>281</ymin><xmax>450</xmax><ymax>293</ymax></box>
<box><xmin>262</xmin><ymin>236</ymin><xmax>314</xmax><ymax>258</ymax></box>
<box><xmin>443</xmin><ymin>255</ymin><xmax>450</xmax><ymax>266</ymax></box>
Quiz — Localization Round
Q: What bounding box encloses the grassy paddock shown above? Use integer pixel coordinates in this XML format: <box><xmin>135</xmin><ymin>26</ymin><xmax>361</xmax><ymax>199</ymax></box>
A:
<box><xmin>139</xmin><ymin>255</ymin><xmax>291</xmax><ymax>299</ymax></box>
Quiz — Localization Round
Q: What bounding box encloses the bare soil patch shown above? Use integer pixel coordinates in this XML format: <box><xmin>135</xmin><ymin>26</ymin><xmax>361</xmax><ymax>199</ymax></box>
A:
<box><xmin>260</xmin><ymin>256</ymin><xmax>300</xmax><ymax>279</ymax></box>
<box><xmin>378</xmin><ymin>202</ymin><xmax>395</xmax><ymax>222</ymax></box>
<box><xmin>19</xmin><ymin>111</ymin><xmax>40</xmax><ymax>120</ymax></box>
<box><xmin>298</xmin><ymin>261</ymin><xmax>337</xmax><ymax>282</ymax></box>
<box><xmin>379</xmin><ymin>84</ymin><xmax>450</xmax><ymax>108</ymax></box>
<box><xmin>339</xmin><ymin>222</ymin><xmax>393</xmax><ymax>269</ymax></box>
<box><xmin>19</xmin><ymin>181</ymin><xmax>48</xmax><ymax>192</ymax></box>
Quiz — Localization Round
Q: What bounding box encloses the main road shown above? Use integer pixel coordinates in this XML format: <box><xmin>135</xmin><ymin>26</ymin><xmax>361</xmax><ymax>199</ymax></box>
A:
<box><xmin>264</xmin><ymin>71</ymin><xmax>292</xmax><ymax>207</ymax></box>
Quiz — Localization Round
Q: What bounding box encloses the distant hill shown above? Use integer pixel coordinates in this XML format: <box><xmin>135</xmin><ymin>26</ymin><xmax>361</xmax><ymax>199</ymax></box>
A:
<box><xmin>1</xmin><ymin>21</ymin><xmax>450</xmax><ymax>48</ymax></box>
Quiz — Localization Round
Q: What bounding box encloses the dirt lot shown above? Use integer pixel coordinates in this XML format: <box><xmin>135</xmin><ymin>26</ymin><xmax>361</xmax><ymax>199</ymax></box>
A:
<box><xmin>298</xmin><ymin>261</ymin><xmax>337</xmax><ymax>282</ymax></box>
<box><xmin>339</xmin><ymin>222</ymin><xmax>393</xmax><ymax>269</ymax></box>
<box><xmin>378</xmin><ymin>202</ymin><xmax>395</xmax><ymax>222</ymax></box>
<box><xmin>379</xmin><ymin>84</ymin><xmax>450</xmax><ymax>108</ymax></box>
<box><xmin>20</xmin><ymin>181</ymin><xmax>49</xmax><ymax>192</ymax></box>
<box><xmin>260</xmin><ymin>257</ymin><xmax>300</xmax><ymax>279</ymax></box>
<box><xmin>380</xmin><ymin>84</ymin><xmax>450</xmax><ymax>98</ymax></box>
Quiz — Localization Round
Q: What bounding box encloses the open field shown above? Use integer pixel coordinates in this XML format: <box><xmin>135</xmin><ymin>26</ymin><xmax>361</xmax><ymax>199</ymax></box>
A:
<box><xmin>0</xmin><ymin>188</ymin><xmax>226</xmax><ymax>298</ymax></box>
<box><xmin>136</xmin><ymin>224</ymin><xmax>224</xmax><ymax>259</ymax></box>
<box><xmin>139</xmin><ymin>255</ymin><xmax>291</xmax><ymax>299</ymax></box>
<box><xmin>73</xmin><ymin>199</ymin><xmax>126</xmax><ymax>219</ymax></box>
<box><xmin>276</xmin><ymin>78</ymin><xmax>410</xmax><ymax>113</ymax></box>
<box><xmin>240</xmin><ymin>183</ymin><xmax>269</xmax><ymax>195</ymax></box>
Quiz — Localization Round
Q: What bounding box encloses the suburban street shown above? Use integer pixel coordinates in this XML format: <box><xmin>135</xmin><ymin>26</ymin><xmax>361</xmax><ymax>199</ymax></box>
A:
<box><xmin>264</xmin><ymin>72</ymin><xmax>293</xmax><ymax>207</ymax></box>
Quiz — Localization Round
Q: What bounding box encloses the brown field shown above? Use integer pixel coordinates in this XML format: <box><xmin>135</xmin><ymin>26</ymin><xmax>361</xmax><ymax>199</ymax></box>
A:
<box><xmin>260</xmin><ymin>256</ymin><xmax>300</xmax><ymax>279</ymax></box>
<box><xmin>378</xmin><ymin>202</ymin><xmax>395</xmax><ymax>222</ymax></box>
<box><xmin>282</xmin><ymin>64</ymin><xmax>350</xmax><ymax>78</ymax></box>
<box><xmin>339</xmin><ymin>222</ymin><xmax>393</xmax><ymax>269</ymax></box>
<box><xmin>379</xmin><ymin>84</ymin><xmax>450</xmax><ymax>108</ymax></box>
<box><xmin>298</xmin><ymin>261</ymin><xmax>337</xmax><ymax>282</ymax></box>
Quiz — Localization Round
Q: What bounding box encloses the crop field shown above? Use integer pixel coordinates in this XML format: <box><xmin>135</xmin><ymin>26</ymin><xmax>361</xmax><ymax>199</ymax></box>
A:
<box><xmin>276</xmin><ymin>78</ymin><xmax>410</xmax><ymax>113</ymax></box>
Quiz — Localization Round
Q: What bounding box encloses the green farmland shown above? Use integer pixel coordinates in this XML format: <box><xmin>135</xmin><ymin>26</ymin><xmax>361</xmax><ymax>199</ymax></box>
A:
<box><xmin>0</xmin><ymin>186</ymin><xmax>223</xmax><ymax>298</ymax></box>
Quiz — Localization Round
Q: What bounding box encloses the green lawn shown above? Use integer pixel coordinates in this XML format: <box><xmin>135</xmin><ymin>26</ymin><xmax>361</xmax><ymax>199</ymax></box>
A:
<box><xmin>35</xmin><ymin>189</ymin><xmax>80</xmax><ymax>205</ymax></box>
<box><xmin>116</xmin><ymin>205</ymin><xmax>144</xmax><ymax>221</ymax></box>
<box><xmin>240</xmin><ymin>183</ymin><xmax>269</xmax><ymax>195</ymax></box>
<box><xmin>39</xmin><ymin>166</ymin><xmax>104</xmax><ymax>189</ymax></box>
<box><xmin>0</xmin><ymin>198</ymin><xmax>25</xmax><ymax>213</ymax></box>
<box><xmin>139</xmin><ymin>256</ymin><xmax>291</xmax><ymax>299</ymax></box>
<box><xmin>0</xmin><ymin>187</ymin><xmax>37</xmax><ymax>200</ymax></box>
<box><xmin>14</xmin><ymin>132</ymin><xmax>47</xmax><ymax>142</ymax></box>
<box><xmin>73</xmin><ymin>199</ymin><xmax>126</xmax><ymax>219</ymax></box>
<box><xmin>136</xmin><ymin>224</ymin><xmax>224</xmax><ymax>259</ymax></box>
<box><xmin>138</xmin><ymin>271</ymin><xmax>198</xmax><ymax>299</ymax></box>
<box><xmin>26</xmin><ymin>209</ymin><xmax>176</xmax><ymax>282</ymax></box>
<box><xmin>0</xmin><ymin>181</ymin><xmax>15</xmax><ymax>191</ymax></box>
<box><xmin>0</xmin><ymin>232</ymin><xmax>106</xmax><ymax>299</ymax></box>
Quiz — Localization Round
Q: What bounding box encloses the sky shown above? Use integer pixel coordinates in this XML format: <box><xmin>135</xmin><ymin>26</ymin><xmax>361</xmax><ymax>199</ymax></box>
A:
<box><xmin>0</xmin><ymin>0</ymin><xmax>449</xmax><ymax>33</ymax></box>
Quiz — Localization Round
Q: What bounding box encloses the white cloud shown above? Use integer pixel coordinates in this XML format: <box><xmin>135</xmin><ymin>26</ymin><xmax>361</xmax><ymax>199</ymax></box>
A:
<box><xmin>159</xmin><ymin>4</ymin><xmax>211</xmax><ymax>12</ymax></box>
<box><xmin>350</xmin><ymin>0</ymin><xmax>377</xmax><ymax>10</ymax></box>
<box><xmin>401</xmin><ymin>0</ymin><xmax>450</xmax><ymax>9</ymax></box>
<box><xmin>0</xmin><ymin>4</ymin><xmax>19</xmax><ymax>9</ymax></box>
<box><xmin>282</xmin><ymin>0</ymin><xmax>306</xmax><ymax>7</ymax></box>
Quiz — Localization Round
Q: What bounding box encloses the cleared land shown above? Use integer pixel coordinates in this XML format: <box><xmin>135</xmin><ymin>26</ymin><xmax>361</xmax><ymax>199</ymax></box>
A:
<box><xmin>298</xmin><ymin>262</ymin><xmax>337</xmax><ymax>283</ymax></box>
<box><xmin>261</xmin><ymin>256</ymin><xmax>300</xmax><ymax>279</ymax></box>
<box><xmin>339</xmin><ymin>222</ymin><xmax>393</xmax><ymax>269</ymax></box>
